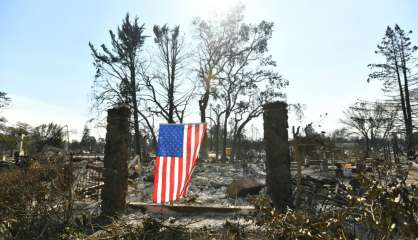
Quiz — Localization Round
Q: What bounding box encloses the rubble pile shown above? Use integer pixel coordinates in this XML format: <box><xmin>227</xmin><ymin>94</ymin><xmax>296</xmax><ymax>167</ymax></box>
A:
<box><xmin>127</xmin><ymin>160</ymin><xmax>267</xmax><ymax>207</ymax></box>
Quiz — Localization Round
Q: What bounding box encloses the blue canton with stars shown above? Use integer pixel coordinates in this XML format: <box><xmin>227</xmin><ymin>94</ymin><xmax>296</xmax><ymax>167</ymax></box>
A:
<box><xmin>157</xmin><ymin>124</ymin><xmax>184</xmax><ymax>157</ymax></box>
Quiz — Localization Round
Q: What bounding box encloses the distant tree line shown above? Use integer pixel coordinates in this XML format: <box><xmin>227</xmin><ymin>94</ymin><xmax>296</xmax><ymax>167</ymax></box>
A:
<box><xmin>0</xmin><ymin>121</ymin><xmax>104</xmax><ymax>157</ymax></box>
<box><xmin>70</xmin><ymin>125</ymin><xmax>105</xmax><ymax>154</ymax></box>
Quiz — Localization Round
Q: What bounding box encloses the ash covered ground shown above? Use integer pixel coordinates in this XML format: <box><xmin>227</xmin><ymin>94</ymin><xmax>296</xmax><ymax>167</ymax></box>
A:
<box><xmin>127</xmin><ymin>159</ymin><xmax>268</xmax><ymax>206</ymax></box>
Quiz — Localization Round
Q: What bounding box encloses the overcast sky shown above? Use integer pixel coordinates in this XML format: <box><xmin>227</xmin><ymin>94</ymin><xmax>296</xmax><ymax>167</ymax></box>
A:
<box><xmin>1</xmin><ymin>0</ymin><xmax>417</xmax><ymax>140</ymax></box>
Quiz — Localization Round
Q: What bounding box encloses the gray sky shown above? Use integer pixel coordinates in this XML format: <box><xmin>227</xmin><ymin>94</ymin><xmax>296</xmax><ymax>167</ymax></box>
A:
<box><xmin>1</xmin><ymin>0</ymin><xmax>417</xmax><ymax>140</ymax></box>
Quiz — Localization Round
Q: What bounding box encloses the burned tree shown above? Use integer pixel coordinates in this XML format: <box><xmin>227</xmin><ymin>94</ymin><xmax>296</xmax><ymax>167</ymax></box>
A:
<box><xmin>203</xmin><ymin>4</ymin><xmax>287</xmax><ymax>161</ymax></box>
<box><xmin>263</xmin><ymin>101</ymin><xmax>292</xmax><ymax>211</ymax></box>
<box><xmin>192</xmin><ymin>18</ymin><xmax>228</xmax><ymax>124</ymax></box>
<box><xmin>80</xmin><ymin>126</ymin><xmax>97</xmax><ymax>153</ymax></box>
<box><xmin>192</xmin><ymin>17</ymin><xmax>231</xmax><ymax>159</ymax></box>
<box><xmin>210</xmin><ymin>104</ymin><xmax>226</xmax><ymax>161</ymax></box>
<box><xmin>341</xmin><ymin>100</ymin><xmax>397</xmax><ymax>157</ymax></box>
<box><xmin>230</xmin><ymin>87</ymin><xmax>286</xmax><ymax>161</ymax></box>
<box><xmin>142</xmin><ymin>25</ymin><xmax>193</xmax><ymax>124</ymax></box>
<box><xmin>89</xmin><ymin>14</ymin><xmax>145</xmax><ymax>156</ymax></box>
<box><xmin>368</xmin><ymin>24</ymin><xmax>418</xmax><ymax>159</ymax></box>
<box><xmin>31</xmin><ymin>123</ymin><xmax>65</xmax><ymax>152</ymax></box>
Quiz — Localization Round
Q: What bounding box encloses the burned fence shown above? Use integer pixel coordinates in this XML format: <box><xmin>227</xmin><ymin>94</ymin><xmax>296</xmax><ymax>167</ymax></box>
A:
<box><xmin>73</xmin><ymin>161</ymin><xmax>103</xmax><ymax>199</ymax></box>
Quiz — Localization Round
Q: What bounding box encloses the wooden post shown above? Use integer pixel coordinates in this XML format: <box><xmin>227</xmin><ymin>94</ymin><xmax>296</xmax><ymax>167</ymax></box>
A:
<box><xmin>263</xmin><ymin>101</ymin><xmax>292</xmax><ymax>211</ymax></box>
<box><xmin>101</xmin><ymin>106</ymin><xmax>130</xmax><ymax>216</ymax></box>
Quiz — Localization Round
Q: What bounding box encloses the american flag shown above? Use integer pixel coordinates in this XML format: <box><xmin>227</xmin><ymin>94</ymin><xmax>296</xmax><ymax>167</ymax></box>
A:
<box><xmin>152</xmin><ymin>123</ymin><xmax>207</xmax><ymax>203</ymax></box>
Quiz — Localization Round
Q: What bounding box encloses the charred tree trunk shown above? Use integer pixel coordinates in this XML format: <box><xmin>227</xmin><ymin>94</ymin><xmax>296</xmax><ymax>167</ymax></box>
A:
<box><xmin>102</xmin><ymin>106</ymin><xmax>130</xmax><ymax>216</ymax></box>
<box><xmin>215</xmin><ymin>118</ymin><xmax>221</xmax><ymax>161</ymax></box>
<box><xmin>129</xmin><ymin>64</ymin><xmax>142</xmax><ymax>158</ymax></box>
<box><xmin>199</xmin><ymin>94</ymin><xmax>209</xmax><ymax>160</ymax></box>
<box><xmin>400</xmin><ymin>39</ymin><xmax>415</xmax><ymax>160</ymax></box>
<box><xmin>138</xmin><ymin>110</ymin><xmax>157</xmax><ymax>152</ymax></box>
<box><xmin>391</xmin><ymin>41</ymin><xmax>414</xmax><ymax>159</ymax></box>
<box><xmin>167</xmin><ymin>72</ymin><xmax>175</xmax><ymax>124</ymax></box>
<box><xmin>231</xmin><ymin>135</ymin><xmax>237</xmax><ymax>162</ymax></box>
<box><xmin>132</xmin><ymin>100</ymin><xmax>142</xmax><ymax>156</ymax></box>
<box><xmin>221</xmin><ymin>112</ymin><xmax>230</xmax><ymax>161</ymax></box>
<box><xmin>365</xmin><ymin>136</ymin><xmax>370</xmax><ymax>158</ymax></box>
<box><xmin>263</xmin><ymin>101</ymin><xmax>292</xmax><ymax>211</ymax></box>
<box><xmin>233</xmin><ymin>121</ymin><xmax>250</xmax><ymax>162</ymax></box>
<box><xmin>403</xmin><ymin>74</ymin><xmax>414</xmax><ymax>160</ymax></box>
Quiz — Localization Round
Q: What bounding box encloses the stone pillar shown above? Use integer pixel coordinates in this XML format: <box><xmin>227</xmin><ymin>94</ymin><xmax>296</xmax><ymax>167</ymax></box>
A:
<box><xmin>263</xmin><ymin>101</ymin><xmax>292</xmax><ymax>211</ymax></box>
<box><xmin>101</xmin><ymin>106</ymin><xmax>130</xmax><ymax>216</ymax></box>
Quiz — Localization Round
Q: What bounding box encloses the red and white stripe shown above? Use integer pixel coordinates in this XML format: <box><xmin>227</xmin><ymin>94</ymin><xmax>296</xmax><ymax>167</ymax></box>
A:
<box><xmin>153</xmin><ymin>123</ymin><xmax>207</xmax><ymax>203</ymax></box>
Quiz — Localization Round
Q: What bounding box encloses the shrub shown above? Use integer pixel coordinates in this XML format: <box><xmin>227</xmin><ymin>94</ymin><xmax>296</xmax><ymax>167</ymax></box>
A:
<box><xmin>253</xmin><ymin>160</ymin><xmax>418</xmax><ymax>239</ymax></box>
<box><xmin>0</xmin><ymin>161</ymin><xmax>73</xmax><ymax>239</ymax></box>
